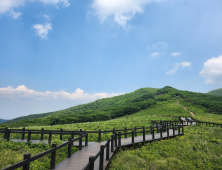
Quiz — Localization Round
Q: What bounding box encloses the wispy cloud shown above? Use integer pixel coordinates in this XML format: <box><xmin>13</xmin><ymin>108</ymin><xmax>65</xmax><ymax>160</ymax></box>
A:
<box><xmin>42</xmin><ymin>14</ymin><xmax>50</xmax><ymax>20</ymax></box>
<box><xmin>0</xmin><ymin>0</ymin><xmax>70</xmax><ymax>18</ymax></box>
<box><xmin>148</xmin><ymin>42</ymin><xmax>167</xmax><ymax>49</ymax></box>
<box><xmin>91</xmin><ymin>0</ymin><xmax>167</xmax><ymax>28</ymax></box>
<box><xmin>0</xmin><ymin>85</ymin><xmax>123</xmax><ymax>100</ymax></box>
<box><xmin>149</xmin><ymin>52</ymin><xmax>159</xmax><ymax>57</ymax></box>
<box><xmin>9</xmin><ymin>9</ymin><xmax>22</xmax><ymax>19</ymax></box>
<box><xmin>200</xmin><ymin>55</ymin><xmax>222</xmax><ymax>84</ymax></box>
<box><xmin>33</xmin><ymin>23</ymin><xmax>52</xmax><ymax>39</ymax></box>
<box><xmin>166</xmin><ymin>61</ymin><xmax>191</xmax><ymax>75</ymax></box>
<box><xmin>170</xmin><ymin>52</ymin><xmax>180</xmax><ymax>57</ymax></box>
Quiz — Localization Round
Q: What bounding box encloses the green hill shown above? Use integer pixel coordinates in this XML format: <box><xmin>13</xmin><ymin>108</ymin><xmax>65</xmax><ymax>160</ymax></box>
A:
<box><xmin>207</xmin><ymin>88</ymin><xmax>222</xmax><ymax>96</ymax></box>
<box><xmin>2</xmin><ymin>87</ymin><xmax>159</xmax><ymax>127</ymax></box>
<box><xmin>0</xmin><ymin>119</ymin><xmax>8</xmax><ymax>124</ymax></box>
<box><xmin>2</xmin><ymin>86</ymin><xmax>222</xmax><ymax>128</ymax></box>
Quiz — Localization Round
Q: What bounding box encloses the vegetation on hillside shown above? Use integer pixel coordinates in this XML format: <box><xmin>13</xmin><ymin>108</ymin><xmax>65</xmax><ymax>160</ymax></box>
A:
<box><xmin>1</xmin><ymin>85</ymin><xmax>222</xmax><ymax>169</ymax></box>
<box><xmin>1</xmin><ymin>88</ymin><xmax>158</xmax><ymax>127</ymax></box>
<box><xmin>207</xmin><ymin>88</ymin><xmax>222</xmax><ymax>97</ymax></box>
<box><xmin>2</xmin><ymin>86</ymin><xmax>222</xmax><ymax>128</ymax></box>
<box><xmin>0</xmin><ymin>139</ymin><xmax>77</xmax><ymax>170</ymax></box>
<box><xmin>109</xmin><ymin>125</ymin><xmax>222</xmax><ymax>170</ymax></box>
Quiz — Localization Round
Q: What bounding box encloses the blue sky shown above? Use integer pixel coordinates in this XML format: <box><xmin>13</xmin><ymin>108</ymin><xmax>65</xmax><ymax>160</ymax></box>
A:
<box><xmin>0</xmin><ymin>0</ymin><xmax>222</xmax><ymax>119</ymax></box>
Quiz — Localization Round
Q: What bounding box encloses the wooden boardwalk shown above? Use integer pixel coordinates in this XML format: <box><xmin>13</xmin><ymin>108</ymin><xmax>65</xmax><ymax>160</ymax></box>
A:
<box><xmin>6</xmin><ymin>121</ymin><xmax>194</xmax><ymax>170</ymax></box>
<box><xmin>54</xmin><ymin>129</ymin><xmax>182</xmax><ymax>170</ymax></box>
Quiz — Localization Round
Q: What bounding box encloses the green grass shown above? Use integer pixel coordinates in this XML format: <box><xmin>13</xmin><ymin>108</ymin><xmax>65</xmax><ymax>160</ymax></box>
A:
<box><xmin>0</xmin><ymin>139</ymin><xmax>78</xmax><ymax>170</ymax></box>
<box><xmin>108</xmin><ymin>125</ymin><xmax>222</xmax><ymax>170</ymax></box>
<box><xmin>2</xmin><ymin>115</ymin><xmax>179</xmax><ymax>142</ymax></box>
<box><xmin>1</xmin><ymin>98</ymin><xmax>221</xmax><ymax>170</ymax></box>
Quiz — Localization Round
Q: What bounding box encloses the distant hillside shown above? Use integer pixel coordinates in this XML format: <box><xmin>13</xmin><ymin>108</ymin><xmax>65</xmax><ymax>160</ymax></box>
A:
<box><xmin>0</xmin><ymin>119</ymin><xmax>8</xmax><ymax>124</ymax></box>
<box><xmin>2</xmin><ymin>86</ymin><xmax>222</xmax><ymax>128</ymax></box>
<box><xmin>207</xmin><ymin>88</ymin><xmax>222</xmax><ymax>97</ymax></box>
<box><xmin>4</xmin><ymin>112</ymin><xmax>55</xmax><ymax>124</ymax></box>
<box><xmin>2</xmin><ymin>87</ymin><xmax>159</xmax><ymax>127</ymax></box>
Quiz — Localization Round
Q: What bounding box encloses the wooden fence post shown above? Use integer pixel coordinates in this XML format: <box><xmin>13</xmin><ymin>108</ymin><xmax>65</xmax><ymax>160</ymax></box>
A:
<box><xmin>50</xmin><ymin>143</ymin><xmax>56</xmax><ymax>169</ymax></box>
<box><xmin>167</xmin><ymin>126</ymin><xmax>169</xmax><ymax>138</ymax></box>
<box><xmin>132</xmin><ymin>131</ymin><xmax>134</xmax><ymax>144</ymax></box>
<box><xmin>79</xmin><ymin>133</ymin><xmax>82</xmax><ymax>150</ymax></box>
<box><xmin>23</xmin><ymin>153</ymin><xmax>31</xmax><ymax>170</ymax></box>
<box><xmin>85</xmin><ymin>133</ymin><xmax>88</xmax><ymax>146</ymax></box>
<box><xmin>40</xmin><ymin>128</ymin><xmax>44</xmax><ymax>140</ymax></box>
<box><xmin>106</xmin><ymin>140</ymin><xmax>109</xmax><ymax>160</ymax></box>
<box><xmin>118</xmin><ymin>132</ymin><xmax>121</xmax><ymax>147</ymax></box>
<box><xmin>68</xmin><ymin>137</ymin><xmax>72</xmax><ymax>158</ymax></box>
<box><xmin>111</xmin><ymin>135</ymin><xmax>114</xmax><ymax>152</ymax></box>
<box><xmin>124</xmin><ymin>128</ymin><xmax>127</xmax><ymax>138</ymax></box>
<box><xmin>4</xmin><ymin>127</ymin><xmax>8</xmax><ymax>140</ymax></box>
<box><xmin>143</xmin><ymin>126</ymin><xmax>145</xmax><ymax>142</ymax></box>
<box><xmin>22</xmin><ymin>127</ymin><xmax>25</xmax><ymax>140</ymax></box>
<box><xmin>48</xmin><ymin>131</ymin><xmax>52</xmax><ymax>144</ymax></box>
<box><xmin>135</xmin><ymin>127</ymin><xmax>137</xmax><ymax>137</ymax></box>
<box><xmin>28</xmin><ymin>130</ymin><xmax>31</xmax><ymax>142</ymax></box>
<box><xmin>98</xmin><ymin>130</ymin><xmax>101</xmax><ymax>142</ymax></box>
<box><xmin>152</xmin><ymin>127</ymin><xmax>154</xmax><ymax>140</ymax></box>
<box><xmin>99</xmin><ymin>145</ymin><xmax>104</xmax><ymax>170</ymax></box>
<box><xmin>71</xmin><ymin>132</ymin><xmax>74</xmax><ymax>140</ymax></box>
<box><xmin>160</xmin><ymin>127</ymin><xmax>162</xmax><ymax>139</ymax></box>
<box><xmin>6</xmin><ymin>129</ymin><xmax>10</xmax><ymax>141</ymax></box>
<box><xmin>173</xmin><ymin>125</ymin><xmax>175</xmax><ymax>136</ymax></box>
<box><xmin>182</xmin><ymin>124</ymin><xmax>184</xmax><ymax>135</ymax></box>
<box><xmin>60</xmin><ymin>128</ymin><xmax>63</xmax><ymax>140</ymax></box>
<box><xmin>89</xmin><ymin>156</ymin><xmax>94</xmax><ymax>170</ymax></box>
<box><xmin>115</xmin><ymin>132</ymin><xmax>117</xmax><ymax>147</ymax></box>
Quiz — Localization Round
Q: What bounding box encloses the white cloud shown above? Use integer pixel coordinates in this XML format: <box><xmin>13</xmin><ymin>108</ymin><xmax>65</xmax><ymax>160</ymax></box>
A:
<box><xmin>0</xmin><ymin>0</ymin><xmax>25</xmax><ymax>14</ymax></box>
<box><xmin>33</xmin><ymin>23</ymin><xmax>52</xmax><ymax>39</ymax></box>
<box><xmin>170</xmin><ymin>52</ymin><xmax>180</xmax><ymax>57</ymax></box>
<box><xmin>0</xmin><ymin>0</ymin><xmax>70</xmax><ymax>18</ymax></box>
<box><xmin>91</xmin><ymin>0</ymin><xmax>165</xmax><ymax>27</ymax></box>
<box><xmin>200</xmin><ymin>55</ymin><xmax>222</xmax><ymax>84</ymax></box>
<box><xmin>166</xmin><ymin>61</ymin><xmax>191</xmax><ymax>75</ymax></box>
<box><xmin>0</xmin><ymin>85</ymin><xmax>123</xmax><ymax>100</ymax></box>
<box><xmin>42</xmin><ymin>14</ymin><xmax>50</xmax><ymax>20</ymax></box>
<box><xmin>38</xmin><ymin>0</ymin><xmax>70</xmax><ymax>7</ymax></box>
<box><xmin>9</xmin><ymin>9</ymin><xmax>22</xmax><ymax>19</ymax></box>
<box><xmin>148</xmin><ymin>42</ymin><xmax>167</xmax><ymax>49</ymax></box>
<box><xmin>150</xmin><ymin>52</ymin><xmax>159</xmax><ymax>57</ymax></box>
<box><xmin>180</xmin><ymin>61</ymin><xmax>191</xmax><ymax>68</ymax></box>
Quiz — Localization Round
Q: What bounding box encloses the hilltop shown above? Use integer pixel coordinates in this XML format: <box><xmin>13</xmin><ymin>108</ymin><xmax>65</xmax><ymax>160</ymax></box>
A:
<box><xmin>207</xmin><ymin>88</ymin><xmax>222</xmax><ymax>97</ymax></box>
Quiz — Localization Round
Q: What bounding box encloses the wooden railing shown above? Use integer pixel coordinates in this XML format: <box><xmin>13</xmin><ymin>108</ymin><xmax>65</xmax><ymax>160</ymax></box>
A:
<box><xmin>2</xmin><ymin>133</ymin><xmax>88</xmax><ymax>170</ymax></box>
<box><xmin>83</xmin><ymin>124</ymin><xmax>184</xmax><ymax>170</ymax></box>
<box><xmin>191</xmin><ymin>117</ymin><xmax>222</xmax><ymax>128</ymax></box>
<box><xmin>1</xmin><ymin>119</ymin><xmax>187</xmax><ymax>170</ymax></box>
<box><xmin>0</xmin><ymin>127</ymin><xmax>84</xmax><ymax>144</ymax></box>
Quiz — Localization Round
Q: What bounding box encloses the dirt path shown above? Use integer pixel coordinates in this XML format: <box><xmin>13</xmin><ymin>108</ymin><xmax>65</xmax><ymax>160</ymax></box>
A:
<box><xmin>176</xmin><ymin>96</ymin><xmax>195</xmax><ymax>116</ymax></box>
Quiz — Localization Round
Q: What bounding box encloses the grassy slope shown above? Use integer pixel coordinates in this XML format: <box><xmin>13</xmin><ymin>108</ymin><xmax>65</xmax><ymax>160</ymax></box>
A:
<box><xmin>109</xmin><ymin>125</ymin><xmax>222</xmax><ymax>170</ymax></box>
<box><xmin>207</xmin><ymin>88</ymin><xmax>222</xmax><ymax>97</ymax></box>
<box><xmin>1</xmin><ymin>86</ymin><xmax>222</xmax><ymax>169</ymax></box>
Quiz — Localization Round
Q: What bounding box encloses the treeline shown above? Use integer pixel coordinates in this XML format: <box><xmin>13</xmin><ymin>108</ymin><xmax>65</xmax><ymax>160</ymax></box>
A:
<box><xmin>207</xmin><ymin>88</ymin><xmax>222</xmax><ymax>97</ymax></box>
